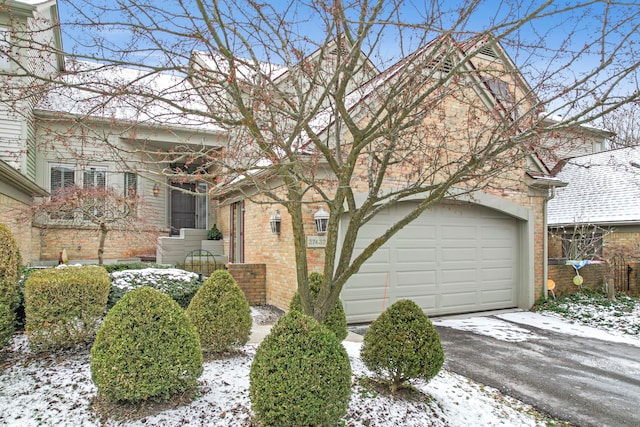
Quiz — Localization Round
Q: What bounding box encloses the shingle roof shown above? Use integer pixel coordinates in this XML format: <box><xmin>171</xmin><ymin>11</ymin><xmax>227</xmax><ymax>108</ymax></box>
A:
<box><xmin>36</xmin><ymin>60</ymin><xmax>225</xmax><ymax>133</ymax></box>
<box><xmin>547</xmin><ymin>146</ymin><xmax>640</xmax><ymax>226</ymax></box>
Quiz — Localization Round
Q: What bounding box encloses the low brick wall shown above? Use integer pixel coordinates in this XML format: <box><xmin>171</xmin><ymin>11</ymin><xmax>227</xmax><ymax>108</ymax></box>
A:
<box><xmin>548</xmin><ymin>262</ymin><xmax>639</xmax><ymax>297</ymax></box>
<box><xmin>228</xmin><ymin>263</ymin><xmax>267</xmax><ymax>305</ymax></box>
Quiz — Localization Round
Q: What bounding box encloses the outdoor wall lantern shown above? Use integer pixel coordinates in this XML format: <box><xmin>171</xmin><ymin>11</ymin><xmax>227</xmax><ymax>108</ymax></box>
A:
<box><xmin>152</xmin><ymin>183</ymin><xmax>160</xmax><ymax>197</ymax></box>
<box><xmin>314</xmin><ymin>206</ymin><xmax>330</xmax><ymax>234</ymax></box>
<box><xmin>270</xmin><ymin>210</ymin><xmax>281</xmax><ymax>235</ymax></box>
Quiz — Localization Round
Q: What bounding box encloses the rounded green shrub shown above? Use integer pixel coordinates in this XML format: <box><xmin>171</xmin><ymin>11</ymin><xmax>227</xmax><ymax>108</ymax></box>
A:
<box><xmin>289</xmin><ymin>272</ymin><xmax>348</xmax><ymax>341</ymax></box>
<box><xmin>91</xmin><ymin>286</ymin><xmax>203</xmax><ymax>402</ymax></box>
<box><xmin>0</xmin><ymin>302</ymin><xmax>13</xmax><ymax>348</ymax></box>
<box><xmin>108</xmin><ymin>267</ymin><xmax>201</xmax><ymax>309</ymax></box>
<box><xmin>361</xmin><ymin>299</ymin><xmax>444</xmax><ymax>392</ymax></box>
<box><xmin>250</xmin><ymin>310</ymin><xmax>352</xmax><ymax>427</ymax></box>
<box><xmin>186</xmin><ymin>270</ymin><xmax>251</xmax><ymax>353</ymax></box>
<box><xmin>25</xmin><ymin>265</ymin><xmax>110</xmax><ymax>353</ymax></box>
<box><xmin>0</xmin><ymin>223</ymin><xmax>21</xmax><ymax>348</ymax></box>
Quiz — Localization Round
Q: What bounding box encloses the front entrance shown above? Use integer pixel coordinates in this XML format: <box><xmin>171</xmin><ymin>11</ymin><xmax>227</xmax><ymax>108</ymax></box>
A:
<box><xmin>170</xmin><ymin>182</ymin><xmax>208</xmax><ymax>235</ymax></box>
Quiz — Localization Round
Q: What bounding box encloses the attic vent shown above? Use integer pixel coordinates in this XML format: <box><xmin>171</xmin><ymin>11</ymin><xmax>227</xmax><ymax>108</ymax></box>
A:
<box><xmin>329</xmin><ymin>47</ymin><xmax>348</xmax><ymax>56</ymax></box>
<box><xmin>478</xmin><ymin>44</ymin><xmax>499</xmax><ymax>59</ymax></box>
<box><xmin>427</xmin><ymin>54</ymin><xmax>455</xmax><ymax>73</ymax></box>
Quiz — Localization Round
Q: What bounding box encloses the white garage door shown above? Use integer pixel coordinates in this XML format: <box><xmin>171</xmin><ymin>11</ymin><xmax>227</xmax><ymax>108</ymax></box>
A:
<box><xmin>340</xmin><ymin>202</ymin><xmax>519</xmax><ymax>323</ymax></box>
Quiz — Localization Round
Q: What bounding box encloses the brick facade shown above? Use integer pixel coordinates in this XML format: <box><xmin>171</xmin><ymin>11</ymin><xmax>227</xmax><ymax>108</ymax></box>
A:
<box><xmin>227</xmin><ymin>263</ymin><xmax>267</xmax><ymax>305</ymax></box>
<box><xmin>36</xmin><ymin>224</ymin><xmax>158</xmax><ymax>263</ymax></box>
<box><xmin>548</xmin><ymin>227</ymin><xmax>640</xmax><ymax>297</ymax></box>
<box><xmin>0</xmin><ymin>194</ymin><xmax>39</xmax><ymax>264</ymax></box>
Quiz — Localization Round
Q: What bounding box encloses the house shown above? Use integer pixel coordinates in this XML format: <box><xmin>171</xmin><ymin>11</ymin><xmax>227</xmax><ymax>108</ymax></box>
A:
<box><xmin>2</xmin><ymin>0</ymin><xmax>596</xmax><ymax>321</ymax></box>
<box><xmin>1</xmin><ymin>0</ymin><xmax>225</xmax><ymax>264</ymax></box>
<box><xmin>206</xmin><ymin>36</ymin><xmax>564</xmax><ymax>322</ymax></box>
<box><xmin>547</xmin><ymin>146</ymin><xmax>640</xmax><ymax>295</ymax></box>
<box><xmin>1</xmin><ymin>0</ymin><xmax>62</xmax><ymax>264</ymax></box>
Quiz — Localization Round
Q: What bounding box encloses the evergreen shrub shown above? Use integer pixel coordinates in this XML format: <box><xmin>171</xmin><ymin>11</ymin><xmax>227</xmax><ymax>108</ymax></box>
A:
<box><xmin>361</xmin><ymin>299</ymin><xmax>444</xmax><ymax>392</ymax></box>
<box><xmin>108</xmin><ymin>267</ymin><xmax>201</xmax><ymax>309</ymax></box>
<box><xmin>24</xmin><ymin>265</ymin><xmax>110</xmax><ymax>353</ymax></box>
<box><xmin>289</xmin><ymin>272</ymin><xmax>348</xmax><ymax>341</ymax></box>
<box><xmin>186</xmin><ymin>270</ymin><xmax>251</xmax><ymax>353</ymax></box>
<box><xmin>250</xmin><ymin>310</ymin><xmax>351</xmax><ymax>426</ymax></box>
<box><xmin>90</xmin><ymin>286</ymin><xmax>203</xmax><ymax>402</ymax></box>
<box><xmin>0</xmin><ymin>223</ymin><xmax>20</xmax><ymax>348</ymax></box>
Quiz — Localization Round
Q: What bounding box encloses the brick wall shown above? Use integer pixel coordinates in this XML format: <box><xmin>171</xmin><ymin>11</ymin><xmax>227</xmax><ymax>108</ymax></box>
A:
<box><xmin>36</xmin><ymin>224</ymin><xmax>158</xmax><ymax>262</ymax></box>
<box><xmin>228</xmin><ymin>263</ymin><xmax>266</xmax><ymax>305</ymax></box>
<box><xmin>0</xmin><ymin>194</ymin><xmax>40</xmax><ymax>264</ymax></box>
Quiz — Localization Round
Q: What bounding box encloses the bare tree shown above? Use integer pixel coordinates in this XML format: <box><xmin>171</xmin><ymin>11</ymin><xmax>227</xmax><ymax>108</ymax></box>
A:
<box><xmin>3</xmin><ymin>0</ymin><xmax>640</xmax><ymax>320</ymax></box>
<box><xmin>31</xmin><ymin>186</ymin><xmax>157</xmax><ymax>265</ymax></box>
<box><xmin>599</xmin><ymin>103</ymin><xmax>640</xmax><ymax>148</ymax></box>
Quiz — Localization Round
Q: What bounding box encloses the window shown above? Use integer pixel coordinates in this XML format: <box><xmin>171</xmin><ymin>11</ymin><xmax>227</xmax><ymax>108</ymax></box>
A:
<box><xmin>124</xmin><ymin>172</ymin><xmax>137</xmax><ymax>196</ymax></box>
<box><xmin>562</xmin><ymin>232</ymin><xmax>603</xmax><ymax>260</ymax></box>
<box><xmin>0</xmin><ymin>27</ymin><xmax>11</xmax><ymax>70</ymax></box>
<box><xmin>486</xmin><ymin>78</ymin><xmax>513</xmax><ymax>106</ymax></box>
<box><xmin>50</xmin><ymin>165</ymin><xmax>75</xmax><ymax>195</ymax></box>
<box><xmin>83</xmin><ymin>167</ymin><xmax>107</xmax><ymax>189</ymax></box>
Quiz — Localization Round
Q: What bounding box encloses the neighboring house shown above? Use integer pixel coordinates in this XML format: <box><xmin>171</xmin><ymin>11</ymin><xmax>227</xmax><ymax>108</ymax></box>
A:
<box><xmin>547</xmin><ymin>146</ymin><xmax>640</xmax><ymax>294</ymax></box>
<box><xmin>209</xmin><ymin>36</ymin><xmax>563</xmax><ymax>322</ymax></box>
<box><xmin>1</xmin><ymin>0</ymin><xmax>225</xmax><ymax>263</ymax></box>
<box><xmin>0</xmin><ymin>0</ymin><xmax>60</xmax><ymax>264</ymax></box>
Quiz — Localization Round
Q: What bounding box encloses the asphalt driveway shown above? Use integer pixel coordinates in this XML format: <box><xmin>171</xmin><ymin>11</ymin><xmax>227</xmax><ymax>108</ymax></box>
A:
<box><xmin>434</xmin><ymin>315</ymin><xmax>640</xmax><ymax>427</ymax></box>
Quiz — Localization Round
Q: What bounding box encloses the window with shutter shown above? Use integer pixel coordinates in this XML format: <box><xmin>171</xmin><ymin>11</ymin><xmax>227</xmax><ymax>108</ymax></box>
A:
<box><xmin>83</xmin><ymin>167</ymin><xmax>107</xmax><ymax>188</ymax></box>
<box><xmin>124</xmin><ymin>172</ymin><xmax>137</xmax><ymax>196</ymax></box>
<box><xmin>50</xmin><ymin>165</ymin><xmax>75</xmax><ymax>194</ymax></box>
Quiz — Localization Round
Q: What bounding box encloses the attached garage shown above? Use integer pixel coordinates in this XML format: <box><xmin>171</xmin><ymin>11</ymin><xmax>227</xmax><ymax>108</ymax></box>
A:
<box><xmin>340</xmin><ymin>201</ymin><xmax>527</xmax><ymax>323</ymax></box>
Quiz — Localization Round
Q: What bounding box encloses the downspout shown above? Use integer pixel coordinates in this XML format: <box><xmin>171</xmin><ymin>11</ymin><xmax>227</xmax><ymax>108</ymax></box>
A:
<box><xmin>543</xmin><ymin>186</ymin><xmax>557</xmax><ymax>300</ymax></box>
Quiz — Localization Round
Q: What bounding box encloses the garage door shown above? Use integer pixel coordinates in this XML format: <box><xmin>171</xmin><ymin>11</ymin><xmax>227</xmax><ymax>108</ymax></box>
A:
<box><xmin>340</xmin><ymin>202</ymin><xmax>519</xmax><ymax>323</ymax></box>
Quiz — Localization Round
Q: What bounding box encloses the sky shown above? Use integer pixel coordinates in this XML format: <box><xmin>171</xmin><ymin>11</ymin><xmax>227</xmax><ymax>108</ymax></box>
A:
<box><xmin>53</xmin><ymin>0</ymin><xmax>639</xmax><ymax>118</ymax></box>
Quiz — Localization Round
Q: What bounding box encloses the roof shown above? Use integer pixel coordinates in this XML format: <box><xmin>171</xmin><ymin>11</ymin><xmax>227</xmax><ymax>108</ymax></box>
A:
<box><xmin>547</xmin><ymin>146</ymin><xmax>640</xmax><ymax>226</ymax></box>
<box><xmin>0</xmin><ymin>160</ymin><xmax>48</xmax><ymax>197</ymax></box>
<box><xmin>36</xmin><ymin>60</ymin><xmax>225</xmax><ymax>134</ymax></box>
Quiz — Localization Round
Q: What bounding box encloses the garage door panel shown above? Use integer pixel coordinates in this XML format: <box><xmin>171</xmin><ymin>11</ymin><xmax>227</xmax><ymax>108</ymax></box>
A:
<box><xmin>480</xmin><ymin>289</ymin><xmax>514</xmax><ymax>304</ymax></box>
<box><xmin>481</xmin><ymin>267</ymin><xmax>513</xmax><ymax>281</ymax></box>
<box><xmin>441</xmin><ymin>247</ymin><xmax>477</xmax><ymax>262</ymax></box>
<box><xmin>440</xmin><ymin>291</ymin><xmax>480</xmax><ymax>308</ymax></box>
<box><xmin>396</xmin><ymin>247</ymin><xmax>436</xmax><ymax>263</ymax></box>
<box><xmin>341</xmin><ymin>202</ymin><xmax>519</xmax><ymax>321</ymax></box>
<box><xmin>396</xmin><ymin>271</ymin><xmax>437</xmax><ymax>286</ymax></box>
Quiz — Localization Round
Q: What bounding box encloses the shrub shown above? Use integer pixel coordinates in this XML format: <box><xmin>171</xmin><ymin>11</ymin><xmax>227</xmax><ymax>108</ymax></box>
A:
<box><xmin>24</xmin><ymin>265</ymin><xmax>110</xmax><ymax>353</ymax></box>
<box><xmin>0</xmin><ymin>303</ymin><xmax>12</xmax><ymax>348</ymax></box>
<box><xmin>103</xmin><ymin>262</ymin><xmax>171</xmax><ymax>274</ymax></box>
<box><xmin>250</xmin><ymin>310</ymin><xmax>351</xmax><ymax>427</ymax></box>
<box><xmin>186</xmin><ymin>270</ymin><xmax>251</xmax><ymax>353</ymax></box>
<box><xmin>0</xmin><ymin>223</ymin><xmax>21</xmax><ymax>348</ymax></box>
<box><xmin>361</xmin><ymin>299</ymin><xmax>444</xmax><ymax>392</ymax></box>
<box><xmin>207</xmin><ymin>224</ymin><xmax>223</xmax><ymax>240</ymax></box>
<box><xmin>91</xmin><ymin>286</ymin><xmax>203</xmax><ymax>402</ymax></box>
<box><xmin>289</xmin><ymin>272</ymin><xmax>348</xmax><ymax>341</ymax></box>
<box><xmin>108</xmin><ymin>267</ymin><xmax>201</xmax><ymax>309</ymax></box>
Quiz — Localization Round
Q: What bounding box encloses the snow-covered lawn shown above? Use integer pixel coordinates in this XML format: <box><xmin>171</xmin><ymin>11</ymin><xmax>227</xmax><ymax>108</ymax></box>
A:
<box><xmin>0</xmin><ymin>335</ymin><xmax>562</xmax><ymax>427</ymax></box>
<box><xmin>1</xmin><ymin>292</ymin><xmax>637</xmax><ymax>426</ymax></box>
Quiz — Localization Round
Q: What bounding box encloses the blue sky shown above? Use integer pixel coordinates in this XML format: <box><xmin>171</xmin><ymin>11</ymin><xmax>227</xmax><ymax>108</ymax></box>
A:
<box><xmin>56</xmin><ymin>0</ymin><xmax>639</xmax><ymax>113</ymax></box>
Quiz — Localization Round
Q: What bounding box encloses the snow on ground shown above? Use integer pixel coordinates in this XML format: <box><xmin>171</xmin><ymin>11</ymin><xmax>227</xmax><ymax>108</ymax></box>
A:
<box><xmin>497</xmin><ymin>311</ymin><xmax>640</xmax><ymax>348</ymax></box>
<box><xmin>0</xmin><ymin>332</ymin><xmax>559</xmax><ymax>427</ymax></box>
<box><xmin>432</xmin><ymin>315</ymin><xmax>548</xmax><ymax>342</ymax></box>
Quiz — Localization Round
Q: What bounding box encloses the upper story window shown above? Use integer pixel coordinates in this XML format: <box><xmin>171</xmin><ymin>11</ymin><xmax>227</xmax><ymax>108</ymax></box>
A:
<box><xmin>0</xmin><ymin>27</ymin><xmax>12</xmax><ymax>71</ymax></box>
<box><xmin>50</xmin><ymin>165</ymin><xmax>75</xmax><ymax>195</ymax></box>
<box><xmin>83</xmin><ymin>167</ymin><xmax>107</xmax><ymax>189</ymax></box>
<box><xmin>124</xmin><ymin>172</ymin><xmax>137</xmax><ymax>196</ymax></box>
<box><xmin>486</xmin><ymin>78</ymin><xmax>514</xmax><ymax>106</ymax></box>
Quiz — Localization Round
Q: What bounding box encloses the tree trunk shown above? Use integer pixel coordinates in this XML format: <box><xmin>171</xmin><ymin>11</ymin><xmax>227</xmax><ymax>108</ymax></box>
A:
<box><xmin>98</xmin><ymin>224</ymin><xmax>108</xmax><ymax>265</ymax></box>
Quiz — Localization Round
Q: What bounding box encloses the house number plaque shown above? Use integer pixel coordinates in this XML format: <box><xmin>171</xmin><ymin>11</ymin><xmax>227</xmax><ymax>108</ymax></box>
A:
<box><xmin>307</xmin><ymin>235</ymin><xmax>327</xmax><ymax>248</ymax></box>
